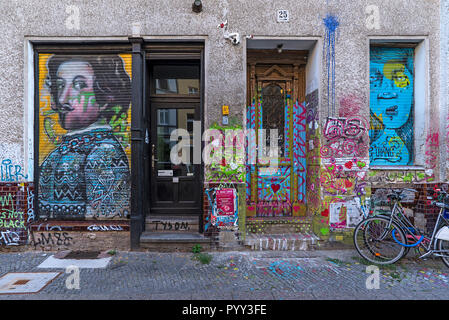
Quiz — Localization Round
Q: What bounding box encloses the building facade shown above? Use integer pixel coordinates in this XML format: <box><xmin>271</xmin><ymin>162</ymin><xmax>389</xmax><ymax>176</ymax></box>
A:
<box><xmin>0</xmin><ymin>0</ymin><xmax>446</xmax><ymax>251</ymax></box>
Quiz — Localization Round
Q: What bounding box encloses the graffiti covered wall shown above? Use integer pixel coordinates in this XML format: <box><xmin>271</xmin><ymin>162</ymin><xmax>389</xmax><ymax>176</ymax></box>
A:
<box><xmin>38</xmin><ymin>54</ymin><xmax>132</xmax><ymax>220</ymax></box>
<box><xmin>0</xmin><ymin>183</ymin><xmax>33</xmax><ymax>246</ymax></box>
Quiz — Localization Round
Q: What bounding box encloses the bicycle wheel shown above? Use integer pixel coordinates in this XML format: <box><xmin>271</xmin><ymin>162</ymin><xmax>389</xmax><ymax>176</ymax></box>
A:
<box><xmin>353</xmin><ymin>216</ymin><xmax>407</xmax><ymax>265</ymax></box>
<box><xmin>436</xmin><ymin>238</ymin><xmax>449</xmax><ymax>268</ymax></box>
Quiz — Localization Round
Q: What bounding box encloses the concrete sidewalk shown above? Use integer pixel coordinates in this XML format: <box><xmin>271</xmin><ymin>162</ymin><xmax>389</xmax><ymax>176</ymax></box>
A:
<box><xmin>0</xmin><ymin>249</ymin><xmax>447</xmax><ymax>300</ymax></box>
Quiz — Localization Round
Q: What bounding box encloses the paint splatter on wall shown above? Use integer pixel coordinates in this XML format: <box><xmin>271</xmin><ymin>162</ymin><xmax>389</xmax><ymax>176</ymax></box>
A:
<box><xmin>323</xmin><ymin>13</ymin><xmax>339</xmax><ymax>116</ymax></box>
<box><xmin>369</xmin><ymin>47</ymin><xmax>414</xmax><ymax>165</ymax></box>
<box><xmin>38</xmin><ymin>54</ymin><xmax>132</xmax><ymax>219</ymax></box>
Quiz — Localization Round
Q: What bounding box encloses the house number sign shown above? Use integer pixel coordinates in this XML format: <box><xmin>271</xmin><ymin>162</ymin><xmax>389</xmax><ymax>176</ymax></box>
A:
<box><xmin>277</xmin><ymin>10</ymin><xmax>289</xmax><ymax>22</ymax></box>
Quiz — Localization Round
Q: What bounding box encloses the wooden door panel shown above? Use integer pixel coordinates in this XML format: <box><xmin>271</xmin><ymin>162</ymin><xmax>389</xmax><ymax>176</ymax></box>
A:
<box><xmin>246</xmin><ymin>51</ymin><xmax>307</xmax><ymax>218</ymax></box>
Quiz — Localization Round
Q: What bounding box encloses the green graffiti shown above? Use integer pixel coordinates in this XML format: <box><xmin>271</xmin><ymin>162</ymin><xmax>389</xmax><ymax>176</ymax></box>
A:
<box><xmin>44</xmin><ymin>117</ymin><xmax>61</xmax><ymax>145</ymax></box>
<box><xmin>75</xmin><ymin>91</ymin><xmax>96</xmax><ymax>112</ymax></box>
<box><xmin>206</xmin><ymin>120</ymin><xmax>245</xmax><ymax>183</ymax></box>
<box><xmin>416</xmin><ymin>172</ymin><xmax>426</xmax><ymax>180</ymax></box>
<box><xmin>368</xmin><ymin>171</ymin><xmax>377</xmax><ymax>177</ymax></box>
<box><xmin>403</xmin><ymin>172</ymin><xmax>413</xmax><ymax>183</ymax></box>
<box><xmin>0</xmin><ymin>194</ymin><xmax>13</xmax><ymax>207</ymax></box>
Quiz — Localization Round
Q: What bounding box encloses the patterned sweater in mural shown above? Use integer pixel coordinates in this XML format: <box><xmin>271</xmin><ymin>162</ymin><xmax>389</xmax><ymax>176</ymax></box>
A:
<box><xmin>39</xmin><ymin>127</ymin><xmax>130</xmax><ymax>219</ymax></box>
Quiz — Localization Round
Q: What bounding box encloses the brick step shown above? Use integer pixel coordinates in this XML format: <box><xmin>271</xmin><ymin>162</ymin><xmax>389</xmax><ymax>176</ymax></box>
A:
<box><xmin>139</xmin><ymin>232</ymin><xmax>211</xmax><ymax>252</ymax></box>
<box><xmin>145</xmin><ymin>215</ymin><xmax>200</xmax><ymax>233</ymax></box>
<box><xmin>244</xmin><ymin>233</ymin><xmax>322</xmax><ymax>251</ymax></box>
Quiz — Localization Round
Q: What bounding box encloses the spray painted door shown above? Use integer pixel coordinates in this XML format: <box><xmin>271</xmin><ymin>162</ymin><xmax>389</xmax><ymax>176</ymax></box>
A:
<box><xmin>246</xmin><ymin>52</ymin><xmax>307</xmax><ymax>217</ymax></box>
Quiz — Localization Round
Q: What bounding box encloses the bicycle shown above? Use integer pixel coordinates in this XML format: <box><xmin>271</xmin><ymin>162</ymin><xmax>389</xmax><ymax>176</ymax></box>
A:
<box><xmin>353</xmin><ymin>187</ymin><xmax>449</xmax><ymax>267</ymax></box>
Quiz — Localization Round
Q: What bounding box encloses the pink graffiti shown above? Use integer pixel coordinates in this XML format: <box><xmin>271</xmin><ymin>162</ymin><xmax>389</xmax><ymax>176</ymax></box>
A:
<box><xmin>321</xmin><ymin>116</ymin><xmax>369</xmax><ymax>159</ymax></box>
<box><xmin>320</xmin><ymin>160</ymin><xmax>367</xmax><ymax>196</ymax></box>
<box><xmin>338</xmin><ymin>94</ymin><xmax>362</xmax><ymax>118</ymax></box>
<box><xmin>426</xmin><ymin>131</ymin><xmax>439</xmax><ymax>170</ymax></box>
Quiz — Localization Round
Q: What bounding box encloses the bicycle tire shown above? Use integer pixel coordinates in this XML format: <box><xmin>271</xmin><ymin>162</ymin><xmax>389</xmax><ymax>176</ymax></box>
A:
<box><xmin>436</xmin><ymin>238</ymin><xmax>449</xmax><ymax>268</ymax></box>
<box><xmin>353</xmin><ymin>216</ymin><xmax>407</xmax><ymax>265</ymax></box>
<box><xmin>368</xmin><ymin>213</ymin><xmax>412</xmax><ymax>258</ymax></box>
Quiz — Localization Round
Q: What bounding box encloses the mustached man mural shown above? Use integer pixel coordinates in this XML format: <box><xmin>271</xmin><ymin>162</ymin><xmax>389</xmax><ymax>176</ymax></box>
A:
<box><xmin>38</xmin><ymin>54</ymin><xmax>132</xmax><ymax>219</ymax></box>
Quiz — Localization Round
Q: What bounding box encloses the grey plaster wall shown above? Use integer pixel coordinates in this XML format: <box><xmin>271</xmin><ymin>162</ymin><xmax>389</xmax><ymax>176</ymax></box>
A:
<box><xmin>441</xmin><ymin>0</ymin><xmax>449</xmax><ymax>180</ymax></box>
<box><xmin>0</xmin><ymin>0</ymin><xmax>442</xmax><ymax>179</ymax></box>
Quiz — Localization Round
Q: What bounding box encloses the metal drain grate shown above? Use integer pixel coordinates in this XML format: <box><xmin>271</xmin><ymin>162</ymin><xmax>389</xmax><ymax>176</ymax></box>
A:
<box><xmin>62</xmin><ymin>251</ymin><xmax>101</xmax><ymax>259</ymax></box>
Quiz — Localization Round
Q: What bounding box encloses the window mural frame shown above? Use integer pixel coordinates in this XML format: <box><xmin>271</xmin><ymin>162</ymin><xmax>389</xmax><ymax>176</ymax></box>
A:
<box><xmin>33</xmin><ymin>43</ymin><xmax>134</xmax><ymax>221</ymax></box>
<box><xmin>369</xmin><ymin>43</ymin><xmax>417</xmax><ymax>167</ymax></box>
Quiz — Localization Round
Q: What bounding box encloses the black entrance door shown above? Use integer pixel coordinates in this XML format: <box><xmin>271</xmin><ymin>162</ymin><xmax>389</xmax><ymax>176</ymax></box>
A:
<box><xmin>148</xmin><ymin>61</ymin><xmax>202</xmax><ymax>215</ymax></box>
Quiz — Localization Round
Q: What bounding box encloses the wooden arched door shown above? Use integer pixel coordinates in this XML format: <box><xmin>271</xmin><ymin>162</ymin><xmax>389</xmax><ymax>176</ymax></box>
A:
<box><xmin>246</xmin><ymin>50</ymin><xmax>307</xmax><ymax>217</ymax></box>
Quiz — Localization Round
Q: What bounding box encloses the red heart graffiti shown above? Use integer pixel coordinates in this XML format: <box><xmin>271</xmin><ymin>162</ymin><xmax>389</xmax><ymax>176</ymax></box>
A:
<box><xmin>271</xmin><ymin>184</ymin><xmax>281</xmax><ymax>193</ymax></box>
<box><xmin>345</xmin><ymin>180</ymin><xmax>353</xmax><ymax>188</ymax></box>
<box><xmin>344</xmin><ymin>161</ymin><xmax>353</xmax><ymax>169</ymax></box>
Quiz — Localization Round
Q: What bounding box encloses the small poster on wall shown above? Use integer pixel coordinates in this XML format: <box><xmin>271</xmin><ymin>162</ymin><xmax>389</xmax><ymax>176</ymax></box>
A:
<box><xmin>216</xmin><ymin>189</ymin><xmax>235</xmax><ymax>216</ymax></box>
<box><xmin>329</xmin><ymin>199</ymin><xmax>369</xmax><ymax>229</ymax></box>
<box><xmin>345</xmin><ymin>200</ymin><xmax>364</xmax><ymax>228</ymax></box>
<box><xmin>329</xmin><ymin>202</ymin><xmax>347</xmax><ymax>229</ymax></box>
<box><xmin>209</xmin><ymin>188</ymin><xmax>238</xmax><ymax>229</ymax></box>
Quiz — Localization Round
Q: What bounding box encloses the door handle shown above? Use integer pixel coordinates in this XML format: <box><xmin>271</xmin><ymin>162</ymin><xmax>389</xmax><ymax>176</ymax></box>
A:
<box><xmin>152</xmin><ymin>144</ymin><xmax>158</xmax><ymax>172</ymax></box>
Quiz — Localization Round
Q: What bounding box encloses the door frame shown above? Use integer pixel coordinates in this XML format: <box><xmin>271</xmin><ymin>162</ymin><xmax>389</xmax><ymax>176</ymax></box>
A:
<box><xmin>246</xmin><ymin>49</ymin><xmax>308</xmax><ymax>216</ymax></box>
<box><xmin>149</xmin><ymin>100</ymin><xmax>202</xmax><ymax>214</ymax></box>
<box><xmin>143</xmin><ymin>42</ymin><xmax>205</xmax><ymax>228</ymax></box>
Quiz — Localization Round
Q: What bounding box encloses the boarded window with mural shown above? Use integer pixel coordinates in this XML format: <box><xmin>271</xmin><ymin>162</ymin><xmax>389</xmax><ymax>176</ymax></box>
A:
<box><xmin>369</xmin><ymin>47</ymin><xmax>414</xmax><ymax>165</ymax></box>
<box><xmin>37</xmin><ymin>54</ymin><xmax>132</xmax><ymax>219</ymax></box>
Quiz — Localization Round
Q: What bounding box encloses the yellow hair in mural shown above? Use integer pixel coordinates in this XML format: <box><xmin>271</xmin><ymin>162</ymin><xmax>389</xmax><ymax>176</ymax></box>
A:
<box><xmin>382</xmin><ymin>60</ymin><xmax>410</xmax><ymax>88</ymax></box>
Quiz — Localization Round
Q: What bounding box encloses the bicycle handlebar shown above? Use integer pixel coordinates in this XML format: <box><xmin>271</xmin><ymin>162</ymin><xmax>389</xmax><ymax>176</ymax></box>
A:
<box><xmin>431</xmin><ymin>201</ymin><xmax>449</xmax><ymax>209</ymax></box>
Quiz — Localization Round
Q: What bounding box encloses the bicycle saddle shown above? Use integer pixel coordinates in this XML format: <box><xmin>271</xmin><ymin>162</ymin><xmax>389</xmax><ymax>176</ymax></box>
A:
<box><xmin>387</xmin><ymin>189</ymin><xmax>403</xmax><ymax>200</ymax></box>
<box><xmin>386</xmin><ymin>188</ymin><xmax>416</xmax><ymax>201</ymax></box>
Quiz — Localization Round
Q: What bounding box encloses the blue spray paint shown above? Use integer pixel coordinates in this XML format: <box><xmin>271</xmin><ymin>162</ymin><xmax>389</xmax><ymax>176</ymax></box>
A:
<box><xmin>323</xmin><ymin>13</ymin><xmax>339</xmax><ymax>116</ymax></box>
<box><xmin>0</xmin><ymin>159</ymin><xmax>28</xmax><ymax>182</ymax></box>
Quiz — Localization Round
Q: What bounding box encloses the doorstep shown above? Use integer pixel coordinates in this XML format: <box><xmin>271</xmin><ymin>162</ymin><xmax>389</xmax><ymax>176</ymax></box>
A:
<box><xmin>244</xmin><ymin>233</ymin><xmax>322</xmax><ymax>251</ymax></box>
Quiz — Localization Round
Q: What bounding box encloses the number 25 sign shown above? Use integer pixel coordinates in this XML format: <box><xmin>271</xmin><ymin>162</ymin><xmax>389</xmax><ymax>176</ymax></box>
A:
<box><xmin>277</xmin><ymin>10</ymin><xmax>289</xmax><ymax>22</ymax></box>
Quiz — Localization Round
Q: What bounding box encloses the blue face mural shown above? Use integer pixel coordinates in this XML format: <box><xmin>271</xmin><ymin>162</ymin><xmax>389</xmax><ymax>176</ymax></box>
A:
<box><xmin>369</xmin><ymin>47</ymin><xmax>414</xmax><ymax>165</ymax></box>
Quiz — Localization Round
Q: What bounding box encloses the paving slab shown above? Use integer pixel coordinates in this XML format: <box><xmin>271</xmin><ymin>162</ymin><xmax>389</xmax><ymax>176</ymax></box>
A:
<box><xmin>0</xmin><ymin>249</ymin><xmax>447</xmax><ymax>300</ymax></box>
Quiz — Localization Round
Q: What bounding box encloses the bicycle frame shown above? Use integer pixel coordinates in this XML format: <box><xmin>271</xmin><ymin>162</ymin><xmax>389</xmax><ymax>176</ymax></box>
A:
<box><xmin>383</xmin><ymin>199</ymin><xmax>449</xmax><ymax>258</ymax></box>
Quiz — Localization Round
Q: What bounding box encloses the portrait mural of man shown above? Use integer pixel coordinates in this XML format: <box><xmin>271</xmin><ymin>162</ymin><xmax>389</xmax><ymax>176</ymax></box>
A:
<box><xmin>38</xmin><ymin>54</ymin><xmax>132</xmax><ymax>219</ymax></box>
<box><xmin>369</xmin><ymin>47</ymin><xmax>414</xmax><ymax>166</ymax></box>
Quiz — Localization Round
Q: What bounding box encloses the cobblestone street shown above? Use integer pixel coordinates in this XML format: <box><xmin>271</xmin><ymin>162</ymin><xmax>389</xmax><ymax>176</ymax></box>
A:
<box><xmin>0</xmin><ymin>249</ymin><xmax>448</xmax><ymax>300</ymax></box>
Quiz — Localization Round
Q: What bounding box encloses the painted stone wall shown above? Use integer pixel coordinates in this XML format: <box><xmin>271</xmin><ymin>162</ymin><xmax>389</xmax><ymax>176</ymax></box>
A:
<box><xmin>0</xmin><ymin>181</ymin><xmax>130</xmax><ymax>252</ymax></box>
<box><xmin>0</xmin><ymin>182</ymin><xmax>33</xmax><ymax>247</ymax></box>
<box><xmin>0</xmin><ymin>0</ymin><xmax>443</xmax><ymax>249</ymax></box>
<box><xmin>0</xmin><ymin>52</ymin><xmax>133</xmax><ymax>251</ymax></box>
<box><xmin>442</xmin><ymin>0</ymin><xmax>449</xmax><ymax>180</ymax></box>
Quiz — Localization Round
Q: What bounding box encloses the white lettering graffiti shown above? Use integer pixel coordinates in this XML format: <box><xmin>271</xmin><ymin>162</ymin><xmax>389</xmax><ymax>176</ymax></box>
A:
<box><xmin>0</xmin><ymin>230</ymin><xmax>20</xmax><ymax>246</ymax></box>
<box><xmin>87</xmin><ymin>225</ymin><xmax>124</xmax><ymax>232</ymax></box>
